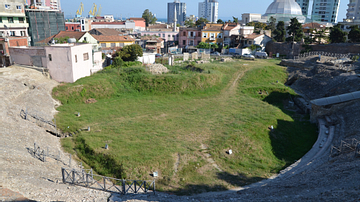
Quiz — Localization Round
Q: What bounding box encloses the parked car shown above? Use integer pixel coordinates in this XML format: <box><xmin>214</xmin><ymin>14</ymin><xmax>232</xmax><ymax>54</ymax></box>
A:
<box><xmin>242</xmin><ymin>53</ymin><xmax>255</xmax><ymax>60</ymax></box>
<box><xmin>255</xmin><ymin>52</ymin><xmax>268</xmax><ymax>59</ymax></box>
<box><xmin>211</xmin><ymin>51</ymin><xmax>221</xmax><ymax>56</ymax></box>
<box><xmin>155</xmin><ymin>54</ymin><xmax>162</xmax><ymax>58</ymax></box>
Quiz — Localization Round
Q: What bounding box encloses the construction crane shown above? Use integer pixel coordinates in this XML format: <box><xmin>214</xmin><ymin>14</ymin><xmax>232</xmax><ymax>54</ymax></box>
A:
<box><xmin>88</xmin><ymin>3</ymin><xmax>97</xmax><ymax>17</ymax></box>
<box><xmin>96</xmin><ymin>5</ymin><xmax>102</xmax><ymax>17</ymax></box>
<box><xmin>75</xmin><ymin>2</ymin><xmax>84</xmax><ymax>18</ymax></box>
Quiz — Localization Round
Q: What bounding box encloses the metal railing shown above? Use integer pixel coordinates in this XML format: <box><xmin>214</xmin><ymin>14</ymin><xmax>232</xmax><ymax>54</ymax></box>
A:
<box><xmin>61</xmin><ymin>167</ymin><xmax>156</xmax><ymax>195</ymax></box>
<box><xmin>331</xmin><ymin>138</ymin><xmax>360</xmax><ymax>157</ymax></box>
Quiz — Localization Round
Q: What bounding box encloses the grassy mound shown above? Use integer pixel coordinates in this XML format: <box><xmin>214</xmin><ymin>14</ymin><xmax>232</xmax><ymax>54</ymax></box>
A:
<box><xmin>54</xmin><ymin>60</ymin><xmax>317</xmax><ymax>195</ymax></box>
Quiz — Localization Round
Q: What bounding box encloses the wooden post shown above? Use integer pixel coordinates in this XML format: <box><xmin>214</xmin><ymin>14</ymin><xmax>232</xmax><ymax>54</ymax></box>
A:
<box><xmin>103</xmin><ymin>177</ymin><xmax>106</xmax><ymax>191</ymax></box>
<box><xmin>153</xmin><ymin>180</ymin><xmax>156</xmax><ymax>195</ymax></box>
<box><xmin>86</xmin><ymin>173</ymin><xmax>89</xmax><ymax>187</ymax></box>
<box><xmin>134</xmin><ymin>180</ymin><xmax>137</xmax><ymax>193</ymax></box>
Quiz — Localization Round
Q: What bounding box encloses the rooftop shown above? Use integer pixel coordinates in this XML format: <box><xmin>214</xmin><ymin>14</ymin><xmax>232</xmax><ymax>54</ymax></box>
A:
<box><xmin>93</xmin><ymin>35</ymin><xmax>135</xmax><ymax>42</ymax></box>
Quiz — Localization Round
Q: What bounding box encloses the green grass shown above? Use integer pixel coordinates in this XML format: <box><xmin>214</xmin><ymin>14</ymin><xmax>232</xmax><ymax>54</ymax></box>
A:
<box><xmin>54</xmin><ymin>59</ymin><xmax>317</xmax><ymax>195</ymax></box>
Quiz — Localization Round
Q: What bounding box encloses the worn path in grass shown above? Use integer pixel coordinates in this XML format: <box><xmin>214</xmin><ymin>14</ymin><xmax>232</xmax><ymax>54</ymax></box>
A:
<box><xmin>56</xmin><ymin>59</ymin><xmax>317</xmax><ymax>195</ymax></box>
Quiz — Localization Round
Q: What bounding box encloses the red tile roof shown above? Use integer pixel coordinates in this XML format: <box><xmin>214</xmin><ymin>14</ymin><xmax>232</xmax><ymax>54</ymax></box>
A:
<box><xmin>302</xmin><ymin>22</ymin><xmax>325</xmax><ymax>29</ymax></box>
<box><xmin>245</xmin><ymin>33</ymin><xmax>262</xmax><ymax>40</ymax></box>
<box><xmin>90</xmin><ymin>28</ymin><xmax>124</xmax><ymax>36</ymax></box>
<box><xmin>93</xmin><ymin>35</ymin><xmax>135</xmax><ymax>42</ymax></box>
<box><xmin>92</xmin><ymin>21</ymin><xmax>126</xmax><ymax>25</ymax></box>
<box><xmin>223</xmin><ymin>23</ymin><xmax>239</xmax><ymax>31</ymax></box>
<box><xmin>129</xmin><ymin>18</ymin><xmax>145</xmax><ymax>21</ymax></box>
<box><xmin>37</xmin><ymin>31</ymin><xmax>86</xmax><ymax>43</ymax></box>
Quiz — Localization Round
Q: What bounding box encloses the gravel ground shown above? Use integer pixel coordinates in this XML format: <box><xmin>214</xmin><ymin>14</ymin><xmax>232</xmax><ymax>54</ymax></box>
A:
<box><xmin>0</xmin><ymin>66</ymin><xmax>110</xmax><ymax>202</ymax></box>
<box><xmin>1</xmin><ymin>63</ymin><xmax>360</xmax><ymax>202</ymax></box>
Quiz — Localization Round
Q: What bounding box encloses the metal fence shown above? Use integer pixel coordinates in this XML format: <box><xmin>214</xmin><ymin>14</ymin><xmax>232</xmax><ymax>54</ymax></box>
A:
<box><xmin>29</xmin><ymin>142</ymin><xmax>74</xmax><ymax>167</ymax></box>
<box><xmin>331</xmin><ymin>138</ymin><xmax>360</xmax><ymax>157</ymax></box>
<box><xmin>20</xmin><ymin>108</ymin><xmax>59</xmax><ymax>136</ymax></box>
<box><xmin>61</xmin><ymin>167</ymin><xmax>156</xmax><ymax>195</ymax></box>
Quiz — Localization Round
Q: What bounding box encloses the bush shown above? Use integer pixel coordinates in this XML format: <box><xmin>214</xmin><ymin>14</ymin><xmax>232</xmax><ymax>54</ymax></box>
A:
<box><xmin>113</xmin><ymin>57</ymin><xmax>124</xmax><ymax>67</ymax></box>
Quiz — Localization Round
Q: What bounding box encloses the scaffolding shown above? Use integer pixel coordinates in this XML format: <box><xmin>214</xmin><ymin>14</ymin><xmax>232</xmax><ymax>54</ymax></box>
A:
<box><xmin>26</xmin><ymin>9</ymin><xmax>66</xmax><ymax>46</ymax></box>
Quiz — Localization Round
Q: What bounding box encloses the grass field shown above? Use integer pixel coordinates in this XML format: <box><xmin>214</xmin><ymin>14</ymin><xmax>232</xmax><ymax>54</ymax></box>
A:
<box><xmin>54</xmin><ymin>59</ymin><xmax>317</xmax><ymax>195</ymax></box>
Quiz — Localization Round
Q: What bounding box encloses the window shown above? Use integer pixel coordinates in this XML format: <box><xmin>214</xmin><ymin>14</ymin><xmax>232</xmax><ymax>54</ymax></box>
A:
<box><xmin>210</xmin><ymin>33</ymin><xmax>215</xmax><ymax>40</ymax></box>
<box><xmin>16</xmin><ymin>5</ymin><xmax>21</xmax><ymax>10</ymax></box>
<box><xmin>249</xmin><ymin>41</ymin><xmax>252</xmax><ymax>45</ymax></box>
<box><xmin>182</xmin><ymin>40</ymin><xmax>186</xmax><ymax>45</ymax></box>
<box><xmin>0</xmin><ymin>17</ymin><xmax>2</xmax><ymax>23</ymax></box>
<box><xmin>66</xmin><ymin>27</ymin><xmax>68</xmax><ymax>30</ymax></box>
<box><xmin>202</xmin><ymin>32</ymin><xmax>208</xmax><ymax>38</ymax></box>
<box><xmin>75</xmin><ymin>55</ymin><xmax>78</xmax><ymax>63</ymax></box>
<box><xmin>162</xmin><ymin>34</ymin><xmax>165</xmax><ymax>37</ymax></box>
<box><xmin>10</xmin><ymin>31</ymin><xmax>15</xmax><ymax>36</ymax></box>
<box><xmin>111</xmin><ymin>43</ymin><xmax>116</xmax><ymax>47</ymax></box>
<box><xmin>84</xmin><ymin>37</ymin><xmax>87</xmax><ymax>42</ymax></box>
<box><xmin>19</xmin><ymin>17</ymin><xmax>24</xmax><ymax>23</ymax></box>
<box><xmin>72</xmin><ymin>27</ymin><xmax>74</xmax><ymax>30</ymax></box>
<box><xmin>83</xmin><ymin>53</ymin><xmax>89</xmax><ymax>61</ymax></box>
<box><xmin>82</xmin><ymin>26</ymin><xmax>85</xmax><ymax>31</ymax></box>
<box><xmin>183</xmin><ymin>31</ymin><xmax>186</xmax><ymax>36</ymax></box>
<box><xmin>101</xmin><ymin>43</ymin><xmax>106</xmax><ymax>48</ymax></box>
<box><xmin>5</xmin><ymin>4</ymin><xmax>10</xmax><ymax>9</ymax></box>
<box><xmin>21</xmin><ymin>31</ymin><xmax>26</xmax><ymax>36</ymax></box>
<box><xmin>48</xmin><ymin>54</ymin><xmax>52</xmax><ymax>61</ymax></box>
<box><xmin>168</xmin><ymin>35</ymin><xmax>170</xmax><ymax>38</ymax></box>
<box><xmin>8</xmin><ymin>17</ymin><xmax>14</xmax><ymax>23</ymax></box>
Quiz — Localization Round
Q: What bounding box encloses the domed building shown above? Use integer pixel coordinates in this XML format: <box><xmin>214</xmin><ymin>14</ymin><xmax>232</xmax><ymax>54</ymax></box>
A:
<box><xmin>263</xmin><ymin>0</ymin><xmax>306</xmax><ymax>23</ymax></box>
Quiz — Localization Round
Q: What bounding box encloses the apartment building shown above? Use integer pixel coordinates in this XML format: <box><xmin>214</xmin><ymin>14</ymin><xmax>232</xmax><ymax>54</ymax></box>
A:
<box><xmin>178</xmin><ymin>27</ymin><xmax>202</xmax><ymax>48</ymax></box>
<box><xmin>311</xmin><ymin>0</ymin><xmax>340</xmax><ymax>22</ymax></box>
<box><xmin>295</xmin><ymin>0</ymin><xmax>310</xmax><ymax>16</ymax></box>
<box><xmin>26</xmin><ymin>0</ymin><xmax>61</xmax><ymax>10</ymax></box>
<box><xmin>0</xmin><ymin>0</ymin><xmax>30</xmax><ymax>66</ymax></box>
<box><xmin>198</xmin><ymin>0</ymin><xmax>218</xmax><ymax>23</ymax></box>
<box><xmin>168</xmin><ymin>1</ymin><xmax>186</xmax><ymax>26</ymax></box>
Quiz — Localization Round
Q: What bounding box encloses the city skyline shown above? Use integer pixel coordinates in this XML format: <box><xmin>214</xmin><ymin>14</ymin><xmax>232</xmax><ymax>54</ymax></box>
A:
<box><xmin>59</xmin><ymin>0</ymin><xmax>348</xmax><ymax>22</ymax></box>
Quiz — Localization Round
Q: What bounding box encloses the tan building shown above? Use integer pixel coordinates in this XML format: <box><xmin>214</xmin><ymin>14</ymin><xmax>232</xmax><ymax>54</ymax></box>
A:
<box><xmin>201</xmin><ymin>23</ymin><xmax>223</xmax><ymax>45</ymax></box>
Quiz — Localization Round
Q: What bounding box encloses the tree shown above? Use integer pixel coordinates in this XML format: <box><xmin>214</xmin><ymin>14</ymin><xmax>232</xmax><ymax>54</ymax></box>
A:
<box><xmin>54</xmin><ymin>36</ymin><xmax>69</xmax><ymax>44</ymax></box>
<box><xmin>248</xmin><ymin>44</ymin><xmax>261</xmax><ymax>52</ymax></box>
<box><xmin>273</xmin><ymin>21</ymin><xmax>286</xmax><ymax>42</ymax></box>
<box><xmin>348</xmin><ymin>25</ymin><xmax>360</xmax><ymax>43</ymax></box>
<box><xmin>246</xmin><ymin>22</ymin><xmax>267</xmax><ymax>33</ymax></box>
<box><xmin>286</xmin><ymin>18</ymin><xmax>304</xmax><ymax>42</ymax></box>
<box><xmin>312</xmin><ymin>28</ymin><xmax>328</xmax><ymax>44</ymax></box>
<box><xmin>266</xmin><ymin>16</ymin><xmax>276</xmax><ymax>36</ymax></box>
<box><xmin>142</xmin><ymin>9</ymin><xmax>157</xmax><ymax>27</ymax></box>
<box><xmin>217</xmin><ymin>19</ymin><xmax>224</xmax><ymax>24</ymax></box>
<box><xmin>196</xmin><ymin>17</ymin><xmax>209</xmax><ymax>26</ymax></box>
<box><xmin>232</xmin><ymin>16</ymin><xmax>239</xmax><ymax>23</ymax></box>
<box><xmin>329</xmin><ymin>24</ymin><xmax>347</xmax><ymax>43</ymax></box>
<box><xmin>115</xmin><ymin>44</ymin><xmax>143</xmax><ymax>61</ymax></box>
<box><xmin>184</xmin><ymin>19</ymin><xmax>195</xmax><ymax>27</ymax></box>
<box><xmin>196</xmin><ymin>42</ymin><xmax>210</xmax><ymax>49</ymax></box>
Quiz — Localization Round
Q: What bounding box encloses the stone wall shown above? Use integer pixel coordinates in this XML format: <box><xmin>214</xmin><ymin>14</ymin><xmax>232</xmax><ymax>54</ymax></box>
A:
<box><xmin>265</xmin><ymin>41</ymin><xmax>301</xmax><ymax>58</ymax></box>
<box><xmin>266</xmin><ymin>41</ymin><xmax>360</xmax><ymax>58</ymax></box>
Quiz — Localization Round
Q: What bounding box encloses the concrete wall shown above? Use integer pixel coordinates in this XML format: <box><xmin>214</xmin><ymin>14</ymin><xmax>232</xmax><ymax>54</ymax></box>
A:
<box><xmin>9</xmin><ymin>47</ymin><xmax>47</xmax><ymax>67</ymax></box>
<box><xmin>92</xmin><ymin>51</ymin><xmax>103</xmax><ymax>73</ymax></box>
<box><xmin>265</xmin><ymin>41</ymin><xmax>302</xmax><ymax>58</ymax></box>
<box><xmin>45</xmin><ymin>46</ymin><xmax>73</xmax><ymax>83</ymax></box>
<box><xmin>137</xmin><ymin>53</ymin><xmax>155</xmax><ymax>64</ymax></box>
<box><xmin>68</xmin><ymin>44</ymin><xmax>93</xmax><ymax>82</ymax></box>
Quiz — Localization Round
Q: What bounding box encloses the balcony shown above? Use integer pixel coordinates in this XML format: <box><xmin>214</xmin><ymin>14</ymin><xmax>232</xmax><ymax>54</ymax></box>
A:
<box><xmin>209</xmin><ymin>37</ymin><xmax>216</xmax><ymax>41</ymax></box>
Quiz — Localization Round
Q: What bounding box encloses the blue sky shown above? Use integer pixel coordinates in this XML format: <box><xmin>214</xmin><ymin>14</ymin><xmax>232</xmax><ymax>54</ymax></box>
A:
<box><xmin>61</xmin><ymin>0</ymin><xmax>348</xmax><ymax>22</ymax></box>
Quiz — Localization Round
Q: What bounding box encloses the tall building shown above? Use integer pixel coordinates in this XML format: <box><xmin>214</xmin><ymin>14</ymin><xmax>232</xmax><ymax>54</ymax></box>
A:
<box><xmin>264</xmin><ymin>0</ymin><xmax>305</xmax><ymax>23</ymax></box>
<box><xmin>198</xmin><ymin>0</ymin><xmax>218</xmax><ymax>23</ymax></box>
<box><xmin>346</xmin><ymin>0</ymin><xmax>360</xmax><ymax>20</ymax></box>
<box><xmin>295</xmin><ymin>0</ymin><xmax>310</xmax><ymax>16</ymax></box>
<box><xmin>26</xmin><ymin>0</ymin><xmax>61</xmax><ymax>10</ymax></box>
<box><xmin>311</xmin><ymin>0</ymin><xmax>340</xmax><ymax>22</ymax></box>
<box><xmin>0</xmin><ymin>0</ymin><xmax>30</xmax><ymax>66</ymax></box>
<box><xmin>167</xmin><ymin>1</ymin><xmax>186</xmax><ymax>26</ymax></box>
